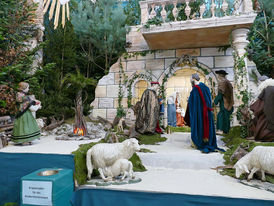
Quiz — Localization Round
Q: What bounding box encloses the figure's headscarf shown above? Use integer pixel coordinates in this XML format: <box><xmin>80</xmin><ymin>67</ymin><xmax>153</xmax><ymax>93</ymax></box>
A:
<box><xmin>18</xmin><ymin>82</ymin><xmax>29</xmax><ymax>92</ymax></box>
<box><xmin>167</xmin><ymin>93</ymin><xmax>176</xmax><ymax>104</ymax></box>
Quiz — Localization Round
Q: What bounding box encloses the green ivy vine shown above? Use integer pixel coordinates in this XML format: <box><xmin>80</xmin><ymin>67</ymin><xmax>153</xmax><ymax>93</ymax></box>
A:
<box><xmin>123</xmin><ymin>50</ymin><xmax>155</xmax><ymax>60</ymax></box>
<box><xmin>233</xmin><ymin>51</ymin><xmax>251</xmax><ymax>138</ymax></box>
<box><xmin>143</xmin><ymin>17</ymin><xmax>163</xmax><ymax>29</ymax></box>
<box><xmin>117</xmin><ymin>59</ymin><xmax>127</xmax><ymax>118</ymax></box>
<box><xmin>117</xmin><ymin>55</ymin><xmax>153</xmax><ymax>109</ymax></box>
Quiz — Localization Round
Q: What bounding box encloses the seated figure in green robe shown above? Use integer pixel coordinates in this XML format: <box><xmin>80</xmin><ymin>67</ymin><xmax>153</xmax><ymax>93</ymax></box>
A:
<box><xmin>214</xmin><ymin>70</ymin><xmax>234</xmax><ymax>134</ymax></box>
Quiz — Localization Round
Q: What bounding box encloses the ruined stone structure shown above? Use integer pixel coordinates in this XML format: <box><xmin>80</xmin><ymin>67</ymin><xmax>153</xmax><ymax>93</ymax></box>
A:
<box><xmin>27</xmin><ymin>0</ymin><xmax>44</xmax><ymax>70</ymax></box>
<box><xmin>90</xmin><ymin>0</ymin><xmax>258</xmax><ymax>126</ymax></box>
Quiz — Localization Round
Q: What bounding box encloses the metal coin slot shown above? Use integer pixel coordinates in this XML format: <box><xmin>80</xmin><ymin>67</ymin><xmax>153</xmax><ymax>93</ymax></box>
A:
<box><xmin>38</xmin><ymin>169</ymin><xmax>59</xmax><ymax>176</ymax></box>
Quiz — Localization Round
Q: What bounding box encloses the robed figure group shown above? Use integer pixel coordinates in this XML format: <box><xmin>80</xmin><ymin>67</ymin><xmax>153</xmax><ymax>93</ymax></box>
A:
<box><xmin>185</xmin><ymin>72</ymin><xmax>232</xmax><ymax>153</ymax></box>
<box><xmin>135</xmin><ymin>71</ymin><xmax>236</xmax><ymax>153</ymax></box>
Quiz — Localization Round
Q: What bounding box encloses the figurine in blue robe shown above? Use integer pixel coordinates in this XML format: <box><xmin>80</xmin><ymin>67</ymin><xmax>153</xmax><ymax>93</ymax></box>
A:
<box><xmin>187</xmin><ymin>73</ymin><xmax>224</xmax><ymax>153</ymax></box>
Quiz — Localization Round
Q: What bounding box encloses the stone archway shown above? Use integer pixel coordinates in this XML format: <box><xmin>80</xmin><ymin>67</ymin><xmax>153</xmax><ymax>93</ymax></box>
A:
<box><xmin>158</xmin><ymin>55</ymin><xmax>218</xmax><ymax>101</ymax></box>
<box><xmin>124</xmin><ymin>72</ymin><xmax>152</xmax><ymax>108</ymax></box>
<box><xmin>158</xmin><ymin>55</ymin><xmax>219</xmax><ymax>126</ymax></box>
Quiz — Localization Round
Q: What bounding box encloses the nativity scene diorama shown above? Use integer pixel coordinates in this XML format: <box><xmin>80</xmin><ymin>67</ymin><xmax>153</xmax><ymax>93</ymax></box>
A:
<box><xmin>0</xmin><ymin>0</ymin><xmax>274</xmax><ymax>205</ymax></box>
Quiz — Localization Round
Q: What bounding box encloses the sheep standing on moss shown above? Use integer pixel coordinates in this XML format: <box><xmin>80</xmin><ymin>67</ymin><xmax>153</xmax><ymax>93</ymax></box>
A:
<box><xmin>234</xmin><ymin>146</ymin><xmax>274</xmax><ymax>181</ymax></box>
<box><xmin>86</xmin><ymin>138</ymin><xmax>140</xmax><ymax>181</ymax></box>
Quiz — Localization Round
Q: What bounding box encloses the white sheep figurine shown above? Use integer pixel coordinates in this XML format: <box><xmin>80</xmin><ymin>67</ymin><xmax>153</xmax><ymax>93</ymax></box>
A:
<box><xmin>86</xmin><ymin>138</ymin><xmax>140</xmax><ymax>181</ymax></box>
<box><xmin>234</xmin><ymin>146</ymin><xmax>274</xmax><ymax>181</ymax></box>
<box><xmin>103</xmin><ymin>158</ymin><xmax>134</xmax><ymax>181</ymax></box>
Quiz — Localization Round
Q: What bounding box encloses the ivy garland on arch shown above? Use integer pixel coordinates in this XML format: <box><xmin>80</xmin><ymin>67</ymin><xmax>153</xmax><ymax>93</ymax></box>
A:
<box><xmin>126</xmin><ymin>73</ymin><xmax>152</xmax><ymax>108</ymax></box>
<box><xmin>117</xmin><ymin>58</ymin><xmax>153</xmax><ymax>115</ymax></box>
<box><xmin>158</xmin><ymin>55</ymin><xmax>216</xmax><ymax>102</ymax></box>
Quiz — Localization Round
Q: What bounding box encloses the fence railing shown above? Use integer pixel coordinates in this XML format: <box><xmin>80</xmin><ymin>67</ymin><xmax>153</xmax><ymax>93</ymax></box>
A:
<box><xmin>140</xmin><ymin>0</ymin><xmax>254</xmax><ymax>25</ymax></box>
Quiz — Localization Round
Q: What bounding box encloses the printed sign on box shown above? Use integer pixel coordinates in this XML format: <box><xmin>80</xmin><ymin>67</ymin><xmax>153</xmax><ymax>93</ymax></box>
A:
<box><xmin>22</xmin><ymin>180</ymin><xmax>52</xmax><ymax>206</ymax></box>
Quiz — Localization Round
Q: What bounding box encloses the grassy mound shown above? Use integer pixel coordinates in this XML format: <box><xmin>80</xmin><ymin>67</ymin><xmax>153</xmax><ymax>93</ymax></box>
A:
<box><xmin>130</xmin><ymin>153</ymin><xmax>146</xmax><ymax>172</ymax></box>
<box><xmin>221</xmin><ymin>126</ymin><xmax>274</xmax><ymax>183</ymax></box>
<box><xmin>72</xmin><ymin>141</ymin><xmax>102</xmax><ymax>185</ymax></box>
<box><xmin>72</xmin><ymin>140</ymin><xmax>147</xmax><ymax>186</ymax></box>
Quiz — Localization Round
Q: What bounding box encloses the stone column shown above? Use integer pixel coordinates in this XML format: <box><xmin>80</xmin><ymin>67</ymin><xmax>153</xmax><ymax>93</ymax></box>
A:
<box><xmin>232</xmin><ymin>28</ymin><xmax>249</xmax><ymax>57</ymax></box>
<box><xmin>231</xmin><ymin>28</ymin><xmax>250</xmax><ymax>125</ymax></box>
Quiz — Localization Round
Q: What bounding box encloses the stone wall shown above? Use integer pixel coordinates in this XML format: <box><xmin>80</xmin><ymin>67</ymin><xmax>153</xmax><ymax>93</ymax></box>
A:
<box><xmin>90</xmin><ymin>46</ymin><xmax>258</xmax><ymax>125</ymax></box>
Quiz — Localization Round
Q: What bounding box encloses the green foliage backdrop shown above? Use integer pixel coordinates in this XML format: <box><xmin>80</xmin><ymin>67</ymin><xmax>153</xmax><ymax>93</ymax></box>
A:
<box><xmin>247</xmin><ymin>0</ymin><xmax>274</xmax><ymax>77</ymax></box>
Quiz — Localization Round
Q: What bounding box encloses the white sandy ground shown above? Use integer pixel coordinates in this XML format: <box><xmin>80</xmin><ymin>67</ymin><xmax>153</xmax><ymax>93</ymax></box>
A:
<box><xmin>1</xmin><ymin>132</ymin><xmax>274</xmax><ymax>200</ymax></box>
<box><xmin>0</xmin><ymin>135</ymin><xmax>95</xmax><ymax>154</ymax></box>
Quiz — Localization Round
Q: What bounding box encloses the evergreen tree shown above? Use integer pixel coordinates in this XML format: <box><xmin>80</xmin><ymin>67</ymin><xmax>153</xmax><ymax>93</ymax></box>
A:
<box><xmin>123</xmin><ymin>0</ymin><xmax>141</xmax><ymax>26</ymax></box>
<box><xmin>71</xmin><ymin>0</ymin><xmax>127</xmax><ymax>72</ymax></box>
<box><xmin>0</xmin><ymin>0</ymin><xmax>45</xmax><ymax>115</ymax></box>
<box><xmin>0</xmin><ymin>0</ymin><xmax>39</xmax><ymax>87</ymax></box>
<box><xmin>38</xmin><ymin>18</ymin><xmax>81</xmax><ymax>119</ymax></box>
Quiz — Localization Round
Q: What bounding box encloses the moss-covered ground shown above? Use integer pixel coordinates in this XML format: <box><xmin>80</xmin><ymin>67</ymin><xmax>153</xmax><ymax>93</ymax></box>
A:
<box><xmin>138</xmin><ymin>133</ymin><xmax>167</xmax><ymax>145</ymax></box>
<box><xmin>72</xmin><ymin>141</ymin><xmax>103</xmax><ymax>185</ymax></box>
<box><xmin>221</xmin><ymin>126</ymin><xmax>274</xmax><ymax>183</ymax></box>
<box><xmin>139</xmin><ymin>148</ymin><xmax>155</xmax><ymax>153</ymax></box>
<box><xmin>169</xmin><ymin>126</ymin><xmax>191</xmax><ymax>133</ymax></box>
<box><xmin>2</xmin><ymin>203</ymin><xmax>17</xmax><ymax>206</ymax></box>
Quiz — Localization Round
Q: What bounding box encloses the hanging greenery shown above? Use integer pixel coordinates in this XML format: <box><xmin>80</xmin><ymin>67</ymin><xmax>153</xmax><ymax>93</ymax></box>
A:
<box><xmin>143</xmin><ymin>16</ymin><xmax>163</xmax><ymax>29</ymax></box>
<box><xmin>116</xmin><ymin>59</ymin><xmax>126</xmax><ymax>118</ymax></box>
<box><xmin>233</xmin><ymin>51</ymin><xmax>252</xmax><ymax>138</ymax></box>
<box><xmin>123</xmin><ymin>50</ymin><xmax>153</xmax><ymax>60</ymax></box>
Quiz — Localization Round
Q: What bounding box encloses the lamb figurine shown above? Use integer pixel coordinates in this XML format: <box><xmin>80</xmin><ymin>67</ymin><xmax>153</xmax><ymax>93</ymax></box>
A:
<box><xmin>86</xmin><ymin>138</ymin><xmax>140</xmax><ymax>181</ymax></box>
<box><xmin>102</xmin><ymin>158</ymin><xmax>134</xmax><ymax>181</ymax></box>
<box><xmin>234</xmin><ymin>146</ymin><xmax>274</xmax><ymax>181</ymax></box>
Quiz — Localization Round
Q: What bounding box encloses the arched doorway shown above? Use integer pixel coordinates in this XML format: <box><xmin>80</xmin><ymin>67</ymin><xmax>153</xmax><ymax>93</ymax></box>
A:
<box><xmin>166</xmin><ymin>68</ymin><xmax>206</xmax><ymax>112</ymax></box>
<box><xmin>158</xmin><ymin>55</ymin><xmax>218</xmax><ymax>127</ymax></box>
<box><xmin>133</xmin><ymin>80</ymin><xmax>149</xmax><ymax>105</ymax></box>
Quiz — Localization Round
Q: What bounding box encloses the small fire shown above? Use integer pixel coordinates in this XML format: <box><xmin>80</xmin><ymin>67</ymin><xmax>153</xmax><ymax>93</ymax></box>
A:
<box><xmin>74</xmin><ymin>127</ymin><xmax>84</xmax><ymax>136</ymax></box>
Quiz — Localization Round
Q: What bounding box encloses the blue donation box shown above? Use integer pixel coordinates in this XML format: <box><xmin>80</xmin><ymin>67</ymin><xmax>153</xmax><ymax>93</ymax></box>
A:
<box><xmin>21</xmin><ymin>168</ymin><xmax>73</xmax><ymax>206</ymax></box>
